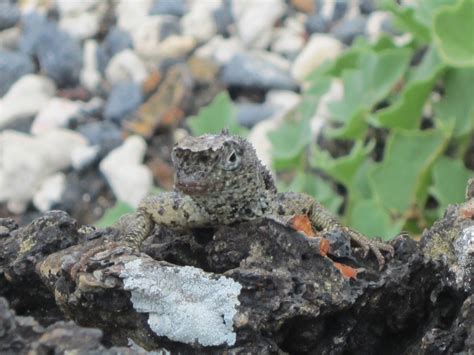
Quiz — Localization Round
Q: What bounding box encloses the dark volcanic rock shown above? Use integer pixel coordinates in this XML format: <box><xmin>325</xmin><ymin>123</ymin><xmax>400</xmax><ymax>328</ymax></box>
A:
<box><xmin>0</xmin><ymin>297</ymin><xmax>134</xmax><ymax>354</ymax></box>
<box><xmin>36</xmin><ymin>24</ymin><xmax>83</xmax><ymax>87</ymax></box>
<box><xmin>149</xmin><ymin>0</ymin><xmax>186</xmax><ymax>17</ymax></box>
<box><xmin>221</xmin><ymin>52</ymin><xmax>297</xmax><ymax>91</ymax></box>
<box><xmin>236</xmin><ymin>102</ymin><xmax>276</xmax><ymax>128</ymax></box>
<box><xmin>0</xmin><ymin>211</ymin><xmax>80</xmax><ymax>322</ymax></box>
<box><xmin>78</xmin><ymin>121</ymin><xmax>123</xmax><ymax>157</ymax></box>
<box><xmin>0</xmin><ymin>50</ymin><xmax>35</xmax><ymax>97</ymax></box>
<box><xmin>103</xmin><ymin>26</ymin><xmax>133</xmax><ymax>58</ymax></box>
<box><xmin>332</xmin><ymin>16</ymin><xmax>367</xmax><ymax>45</ymax></box>
<box><xmin>19</xmin><ymin>15</ymin><xmax>83</xmax><ymax>87</ymax></box>
<box><xmin>104</xmin><ymin>82</ymin><xmax>143</xmax><ymax>124</ymax></box>
<box><xmin>305</xmin><ymin>13</ymin><xmax>328</xmax><ymax>34</ymax></box>
<box><xmin>0</xmin><ymin>1</ymin><xmax>20</xmax><ymax>31</ymax></box>
<box><xmin>1</xmin><ymin>186</ymin><xmax>472</xmax><ymax>353</ymax></box>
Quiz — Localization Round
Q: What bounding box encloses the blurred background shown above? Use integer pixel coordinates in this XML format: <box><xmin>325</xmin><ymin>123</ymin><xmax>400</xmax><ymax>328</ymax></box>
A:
<box><xmin>0</xmin><ymin>0</ymin><xmax>472</xmax><ymax>239</ymax></box>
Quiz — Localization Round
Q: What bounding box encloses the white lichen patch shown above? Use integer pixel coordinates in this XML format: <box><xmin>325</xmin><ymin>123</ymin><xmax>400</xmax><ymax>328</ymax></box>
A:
<box><xmin>121</xmin><ymin>259</ymin><xmax>242</xmax><ymax>347</ymax></box>
<box><xmin>453</xmin><ymin>226</ymin><xmax>474</xmax><ymax>292</ymax></box>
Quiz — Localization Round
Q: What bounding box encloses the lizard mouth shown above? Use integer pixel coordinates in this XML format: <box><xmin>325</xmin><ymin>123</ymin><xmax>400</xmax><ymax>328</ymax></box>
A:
<box><xmin>175</xmin><ymin>180</ymin><xmax>210</xmax><ymax>196</ymax></box>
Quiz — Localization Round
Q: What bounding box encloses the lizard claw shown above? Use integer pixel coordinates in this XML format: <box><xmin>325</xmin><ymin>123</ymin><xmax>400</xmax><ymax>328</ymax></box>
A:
<box><xmin>69</xmin><ymin>241</ymin><xmax>132</xmax><ymax>281</ymax></box>
<box><xmin>344</xmin><ymin>227</ymin><xmax>394</xmax><ymax>270</ymax></box>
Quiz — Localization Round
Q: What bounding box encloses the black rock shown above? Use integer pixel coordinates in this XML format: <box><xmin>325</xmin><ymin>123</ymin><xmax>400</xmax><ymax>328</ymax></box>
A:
<box><xmin>236</xmin><ymin>102</ymin><xmax>276</xmax><ymax>128</ymax></box>
<box><xmin>21</xmin><ymin>19</ymin><xmax>84</xmax><ymax>87</ymax></box>
<box><xmin>36</xmin><ymin>23</ymin><xmax>83</xmax><ymax>87</ymax></box>
<box><xmin>332</xmin><ymin>1</ymin><xmax>348</xmax><ymax>22</ymax></box>
<box><xmin>0</xmin><ymin>50</ymin><xmax>35</xmax><ymax>97</ymax></box>
<box><xmin>158</xmin><ymin>17</ymin><xmax>181</xmax><ymax>41</ymax></box>
<box><xmin>103</xmin><ymin>26</ymin><xmax>133</xmax><ymax>58</ymax></box>
<box><xmin>359</xmin><ymin>0</ymin><xmax>376</xmax><ymax>14</ymax></box>
<box><xmin>78</xmin><ymin>121</ymin><xmax>123</xmax><ymax>157</ymax></box>
<box><xmin>221</xmin><ymin>52</ymin><xmax>297</xmax><ymax>91</ymax></box>
<box><xmin>0</xmin><ymin>297</ymin><xmax>134</xmax><ymax>354</ymax></box>
<box><xmin>18</xmin><ymin>12</ymin><xmax>48</xmax><ymax>56</ymax></box>
<box><xmin>0</xmin><ymin>1</ymin><xmax>20</xmax><ymax>31</ymax></box>
<box><xmin>381</xmin><ymin>15</ymin><xmax>402</xmax><ymax>36</ymax></box>
<box><xmin>149</xmin><ymin>0</ymin><xmax>186</xmax><ymax>17</ymax></box>
<box><xmin>305</xmin><ymin>14</ymin><xmax>328</xmax><ymax>34</ymax></box>
<box><xmin>104</xmin><ymin>82</ymin><xmax>143</xmax><ymax>124</ymax></box>
<box><xmin>213</xmin><ymin>0</ymin><xmax>234</xmax><ymax>36</ymax></box>
<box><xmin>332</xmin><ymin>16</ymin><xmax>367</xmax><ymax>45</ymax></box>
<box><xmin>97</xmin><ymin>26</ymin><xmax>134</xmax><ymax>74</ymax></box>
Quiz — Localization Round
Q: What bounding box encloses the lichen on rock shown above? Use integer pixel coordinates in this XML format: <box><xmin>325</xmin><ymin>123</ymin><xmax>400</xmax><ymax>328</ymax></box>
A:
<box><xmin>121</xmin><ymin>259</ymin><xmax>242</xmax><ymax>347</ymax></box>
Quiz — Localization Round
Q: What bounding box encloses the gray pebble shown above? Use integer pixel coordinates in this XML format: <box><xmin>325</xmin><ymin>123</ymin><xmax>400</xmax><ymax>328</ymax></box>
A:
<box><xmin>332</xmin><ymin>16</ymin><xmax>367</xmax><ymax>45</ymax></box>
<box><xmin>149</xmin><ymin>0</ymin><xmax>186</xmax><ymax>17</ymax></box>
<box><xmin>103</xmin><ymin>26</ymin><xmax>133</xmax><ymax>58</ymax></box>
<box><xmin>0</xmin><ymin>50</ymin><xmax>35</xmax><ymax>97</ymax></box>
<box><xmin>305</xmin><ymin>14</ymin><xmax>328</xmax><ymax>34</ymax></box>
<box><xmin>78</xmin><ymin>121</ymin><xmax>123</xmax><ymax>157</ymax></box>
<box><xmin>0</xmin><ymin>1</ymin><xmax>20</xmax><ymax>31</ymax></box>
<box><xmin>104</xmin><ymin>82</ymin><xmax>143</xmax><ymax>124</ymax></box>
<box><xmin>221</xmin><ymin>52</ymin><xmax>297</xmax><ymax>91</ymax></box>
<box><xmin>35</xmin><ymin>23</ymin><xmax>83</xmax><ymax>87</ymax></box>
<box><xmin>236</xmin><ymin>103</ymin><xmax>276</xmax><ymax>128</ymax></box>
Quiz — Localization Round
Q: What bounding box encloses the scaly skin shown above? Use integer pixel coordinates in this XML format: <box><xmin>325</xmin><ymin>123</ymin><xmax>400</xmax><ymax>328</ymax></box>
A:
<box><xmin>115</xmin><ymin>131</ymin><xmax>394</xmax><ymax>268</ymax></box>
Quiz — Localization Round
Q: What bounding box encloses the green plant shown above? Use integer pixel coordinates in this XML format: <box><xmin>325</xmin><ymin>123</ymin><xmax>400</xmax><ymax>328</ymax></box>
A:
<box><xmin>105</xmin><ymin>1</ymin><xmax>473</xmax><ymax>237</ymax></box>
<box><xmin>268</xmin><ymin>0</ymin><xmax>473</xmax><ymax>238</ymax></box>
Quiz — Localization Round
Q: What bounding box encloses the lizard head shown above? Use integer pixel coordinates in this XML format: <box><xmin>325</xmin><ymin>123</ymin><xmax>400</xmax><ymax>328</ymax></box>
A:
<box><xmin>171</xmin><ymin>131</ymin><xmax>274</xmax><ymax>199</ymax></box>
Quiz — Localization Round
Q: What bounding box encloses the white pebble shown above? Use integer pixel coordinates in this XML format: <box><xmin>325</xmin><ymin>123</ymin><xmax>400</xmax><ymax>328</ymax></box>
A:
<box><xmin>0</xmin><ymin>75</ymin><xmax>56</xmax><ymax>129</ymax></box>
<box><xmin>99</xmin><ymin>135</ymin><xmax>153</xmax><ymax>207</ymax></box>
<box><xmin>0</xmin><ymin>129</ymin><xmax>87</xmax><ymax>213</ymax></box>
<box><xmin>31</xmin><ymin>97</ymin><xmax>82</xmax><ymax>135</ymax></box>
<box><xmin>33</xmin><ymin>172</ymin><xmax>66</xmax><ymax>212</ymax></box>
<box><xmin>105</xmin><ymin>49</ymin><xmax>148</xmax><ymax>86</ymax></box>
<box><xmin>291</xmin><ymin>34</ymin><xmax>343</xmax><ymax>83</ymax></box>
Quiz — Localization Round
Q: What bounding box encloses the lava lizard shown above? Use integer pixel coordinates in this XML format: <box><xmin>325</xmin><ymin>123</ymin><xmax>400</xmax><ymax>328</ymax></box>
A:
<box><xmin>113</xmin><ymin>131</ymin><xmax>394</xmax><ymax>268</ymax></box>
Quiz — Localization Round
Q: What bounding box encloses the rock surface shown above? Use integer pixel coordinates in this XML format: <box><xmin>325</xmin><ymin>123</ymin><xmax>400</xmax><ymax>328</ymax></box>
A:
<box><xmin>1</xmin><ymin>185</ymin><xmax>472</xmax><ymax>353</ymax></box>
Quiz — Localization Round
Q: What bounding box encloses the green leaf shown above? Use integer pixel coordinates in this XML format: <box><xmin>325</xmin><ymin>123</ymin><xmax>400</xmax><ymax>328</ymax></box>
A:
<box><xmin>376</xmin><ymin>47</ymin><xmax>445</xmax><ymax>129</ymax></box>
<box><xmin>429</xmin><ymin>157</ymin><xmax>473</xmax><ymax>215</ymax></box>
<box><xmin>434</xmin><ymin>68</ymin><xmax>474</xmax><ymax>137</ymax></box>
<box><xmin>348</xmin><ymin>199</ymin><xmax>404</xmax><ymax>240</ymax></box>
<box><xmin>384</xmin><ymin>1</ymin><xmax>431</xmax><ymax>42</ymax></box>
<box><xmin>433</xmin><ymin>0</ymin><xmax>474</xmax><ymax>67</ymax></box>
<box><xmin>311</xmin><ymin>140</ymin><xmax>374</xmax><ymax>188</ymax></box>
<box><xmin>268</xmin><ymin>115</ymin><xmax>311</xmax><ymax>168</ymax></box>
<box><xmin>95</xmin><ymin>201</ymin><xmax>134</xmax><ymax>227</ymax></box>
<box><xmin>369</xmin><ymin>128</ymin><xmax>449</xmax><ymax>213</ymax></box>
<box><xmin>414</xmin><ymin>0</ymin><xmax>457</xmax><ymax>27</ymax></box>
<box><xmin>305</xmin><ymin>76</ymin><xmax>331</xmax><ymax>97</ymax></box>
<box><xmin>188</xmin><ymin>92</ymin><xmax>247</xmax><ymax>136</ymax></box>
<box><xmin>280</xmin><ymin>171</ymin><xmax>343</xmax><ymax>215</ymax></box>
<box><xmin>328</xmin><ymin>109</ymin><xmax>368</xmax><ymax>139</ymax></box>
<box><xmin>327</xmin><ymin>48</ymin><xmax>411</xmax><ymax>138</ymax></box>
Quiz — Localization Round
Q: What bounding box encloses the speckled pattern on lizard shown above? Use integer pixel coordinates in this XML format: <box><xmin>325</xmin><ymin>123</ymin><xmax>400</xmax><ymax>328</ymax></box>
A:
<box><xmin>115</xmin><ymin>130</ymin><xmax>394</xmax><ymax>268</ymax></box>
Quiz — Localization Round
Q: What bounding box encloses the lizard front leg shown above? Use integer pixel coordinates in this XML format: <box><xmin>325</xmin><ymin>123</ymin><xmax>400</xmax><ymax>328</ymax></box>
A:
<box><xmin>115</xmin><ymin>192</ymin><xmax>212</xmax><ymax>249</ymax></box>
<box><xmin>71</xmin><ymin>192</ymin><xmax>211</xmax><ymax>279</ymax></box>
<box><xmin>274</xmin><ymin>192</ymin><xmax>394</xmax><ymax>269</ymax></box>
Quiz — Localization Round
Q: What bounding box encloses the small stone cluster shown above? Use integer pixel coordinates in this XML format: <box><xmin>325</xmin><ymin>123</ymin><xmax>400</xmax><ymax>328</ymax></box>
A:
<box><xmin>0</xmin><ymin>0</ymin><xmax>397</xmax><ymax>225</ymax></box>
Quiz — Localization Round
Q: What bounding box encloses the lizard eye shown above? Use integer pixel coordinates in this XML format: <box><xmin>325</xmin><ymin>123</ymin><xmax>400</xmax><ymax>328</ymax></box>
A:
<box><xmin>222</xmin><ymin>150</ymin><xmax>241</xmax><ymax>170</ymax></box>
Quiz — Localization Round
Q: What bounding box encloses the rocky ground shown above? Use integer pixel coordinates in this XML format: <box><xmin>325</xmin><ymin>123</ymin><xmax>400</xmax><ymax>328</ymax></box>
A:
<box><xmin>0</xmin><ymin>0</ymin><xmax>397</xmax><ymax>225</ymax></box>
<box><xmin>0</xmin><ymin>181</ymin><xmax>473</xmax><ymax>353</ymax></box>
<box><xmin>1</xmin><ymin>1</ymin><xmax>473</xmax><ymax>354</ymax></box>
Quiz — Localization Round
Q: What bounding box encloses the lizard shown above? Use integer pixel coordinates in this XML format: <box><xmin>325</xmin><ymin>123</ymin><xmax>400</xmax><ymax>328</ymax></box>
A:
<box><xmin>113</xmin><ymin>130</ymin><xmax>394</xmax><ymax>269</ymax></box>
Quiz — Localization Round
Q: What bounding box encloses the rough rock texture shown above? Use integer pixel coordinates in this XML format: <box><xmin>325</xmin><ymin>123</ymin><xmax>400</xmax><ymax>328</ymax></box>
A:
<box><xmin>0</xmin><ymin>297</ymin><xmax>135</xmax><ymax>354</ymax></box>
<box><xmin>0</xmin><ymin>187</ymin><xmax>473</xmax><ymax>353</ymax></box>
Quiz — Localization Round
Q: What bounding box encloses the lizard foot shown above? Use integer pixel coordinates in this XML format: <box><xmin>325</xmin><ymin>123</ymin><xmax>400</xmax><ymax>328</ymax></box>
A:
<box><xmin>69</xmin><ymin>241</ymin><xmax>135</xmax><ymax>281</ymax></box>
<box><xmin>344</xmin><ymin>227</ymin><xmax>395</xmax><ymax>270</ymax></box>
